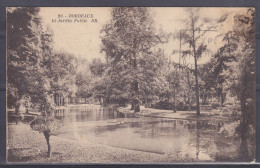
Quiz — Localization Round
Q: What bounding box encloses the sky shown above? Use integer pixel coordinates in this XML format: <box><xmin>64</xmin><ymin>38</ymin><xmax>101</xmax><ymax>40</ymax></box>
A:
<box><xmin>40</xmin><ymin>7</ymin><xmax>249</xmax><ymax>65</ymax></box>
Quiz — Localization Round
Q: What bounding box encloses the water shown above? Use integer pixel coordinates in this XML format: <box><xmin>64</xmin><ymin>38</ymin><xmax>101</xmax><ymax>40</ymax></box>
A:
<box><xmin>8</xmin><ymin>104</ymin><xmax>252</xmax><ymax>162</ymax></box>
<box><xmin>52</xmin><ymin>105</ymin><xmax>246</xmax><ymax>162</ymax></box>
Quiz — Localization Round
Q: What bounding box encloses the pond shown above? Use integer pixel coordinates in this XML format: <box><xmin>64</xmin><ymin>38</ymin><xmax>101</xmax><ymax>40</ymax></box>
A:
<box><xmin>52</xmin><ymin>104</ymin><xmax>251</xmax><ymax>162</ymax></box>
<box><xmin>7</xmin><ymin>104</ymin><xmax>253</xmax><ymax>162</ymax></box>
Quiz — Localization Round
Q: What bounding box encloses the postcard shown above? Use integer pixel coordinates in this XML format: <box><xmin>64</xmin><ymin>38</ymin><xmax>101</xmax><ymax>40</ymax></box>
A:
<box><xmin>6</xmin><ymin>7</ymin><xmax>256</xmax><ymax>163</ymax></box>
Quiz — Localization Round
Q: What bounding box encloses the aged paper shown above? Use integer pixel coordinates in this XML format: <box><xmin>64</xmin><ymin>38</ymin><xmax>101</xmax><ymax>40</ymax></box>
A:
<box><xmin>7</xmin><ymin>7</ymin><xmax>256</xmax><ymax>163</ymax></box>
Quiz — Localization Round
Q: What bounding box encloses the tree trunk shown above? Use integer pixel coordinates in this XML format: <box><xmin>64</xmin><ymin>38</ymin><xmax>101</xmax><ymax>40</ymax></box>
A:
<box><xmin>15</xmin><ymin>103</ymin><xmax>20</xmax><ymax>115</ymax></box>
<box><xmin>131</xmin><ymin>102</ymin><xmax>135</xmax><ymax>110</ymax></box>
<box><xmin>192</xmin><ymin>27</ymin><xmax>200</xmax><ymax>117</ymax></box>
<box><xmin>14</xmin><ymin>95</ymin><xmax>23</xmax><ymax>115</ymax></box>
<box><xmin>220</xmin><ymin>93</ymin><xmax>224</xmax><ymax>107</ymax></box>
<box><xmin>59</xmin><ymin>93</ymin><xmax>62</xmax><ymax>106</ymax></box>
<box><xmin>133</xmin><ymin>81</ymin><xmax>140</xmax><ymax>112</ymax></box>
<box><xmin>144</xmin><ymin>96</ymin><xmax>148</xmax><ymax>108</ymax></box>
<box><xmin>202</xmin><ymin>91</ymin><xmax>206</xmax><ymax>104</ymax></box>
<box><xmin>54</xmin><ymin>93</ymin><xmax>57</xmax><ymax>105</ymax></box>
<box><xmin>240</xmin><ymin>68</ymin><xmax>249</xmax><ymax>125</ymax></box>
<box><xmin>57</xmin><ymin>93</ymin><xmax>59</xmax><ymax>105</ymax></box>
<box><xmin>217</xmin><ymin>87</ymin><xmax>224</xmax><ymax>107</ymax></box>
<box><xmin>132</xmin><ymin>53</ymin><xmax>140</xmax><ymax>112</ymax></box>
<box><xmin>134</xmin><ymin>102</ymin><xmax>140</xmax><ymax>113</ymax></box>
<box><xmin>238</xmin><ymin>63</ymin><xmax>254</xmax><ymax>161</ymax></box>
<box><xmin>173</xmin><ymin>86</ymin><xmax>176</xmax><ymax>113</ymax></box>
<box><xmin>62</xmin><ymin>95</ymin><xmax>64</xmax><ymax>105</ymax></box>
<box><xmin>56</xmin><ymin>93</ymin><xmax>58</xmax><ymax>106</ymax></box>
<box><xmin>194</xmin><ymin>57</ymin><xmax>200</xmax><ymax>116</ymax></box>
<box><xmin>43</xmin><ymin>131</ymin><xmax>51</xmax><ymax>158</ymax></box>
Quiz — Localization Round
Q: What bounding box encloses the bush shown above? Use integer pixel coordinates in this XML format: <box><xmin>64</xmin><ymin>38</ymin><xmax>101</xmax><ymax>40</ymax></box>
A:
<box><xmin>177</xmin><ymin>103</ymin><xmax>196</xmax><ymax>111</ymax></box>
<box><xmin>201</xmin><ymin>101</ymin><xmax>209</xmax><ymax>105</ymax></box>
<box><xmin>154</xmin><ymin>101</ymin><xmax>174</xmax><ymax>110</ymax></box>
<box><xmin>211</xmin><ymin>102</ymin><xmax>220</xmax><ymax>109</ymax></box>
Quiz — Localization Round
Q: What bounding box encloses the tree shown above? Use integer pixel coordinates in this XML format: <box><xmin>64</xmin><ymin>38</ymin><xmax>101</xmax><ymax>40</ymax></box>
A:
<box><xmin>89</xmin><ymin>58</ymin><xmax>106</xmax><ymax>77</ymax></box>
<box><xmin>199</xmin><ymin>31</ymin><xmax>239</xmax><ymax>107</ymax></box>
<box><xmin>180</xmin><ymin>8</ymin><xmax>215</xmax><ymax>116</ymax></box>
<box><xmin>137</xmin><ymin>47</ymin><xmax>167</xmax><ymax>108</ymax></box>
<box><xmin>7</xmin><ymin>7</ymin><xmax>76</xmax><ymax>158</ymax></box>
<box><xmin>48</xmin><ymin>51</ymin><xmax>77</xmax><ymax>105</ymax></box>
<box><xmin>7</xmin><ymin>7</ymin><xmax>43</xmax><ymax>113</ymax></box>
<box><xmin>36</xmin><ymin>32</ymin><xmax>77</xmax><ymax>159</ymax></box>
<box><xmin>30</xmin><ymin>114</ymin><xmax>62</xmax><ymax>158</ymax></box>
<box><xmin>101</xmin><ymin>7</ymin><xmax>165</xmax><ymax>112</ymax></box>
<box><xmin>166</xmin><ymin>66</ymin><xmax>180</xmax><ymax>112</ymax></box>
<box><xmin>214</xmin><ymin>32</ymin><xmax>238</xmax><ymax>106</ymax></box>
<box><xmin>233</xmin><ymin>8</ymin><xmax>256</xmax><ymax>129</ymax></box>
<box><xmin>76</xmin><ymin>72</ymin><xmax>93</xmax><ymax>103</ymax></box>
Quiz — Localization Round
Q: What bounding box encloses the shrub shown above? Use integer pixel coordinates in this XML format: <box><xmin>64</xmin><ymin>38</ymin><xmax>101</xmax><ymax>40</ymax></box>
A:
<box><xmin>211</xmin><ymin>102</ymin><xmax>220</xmax><ymax>109</ymax></box>
<box><xmin>154</xmin><ymin>101</ymin><xmax>174</xmax><ymax>110</ymax></box>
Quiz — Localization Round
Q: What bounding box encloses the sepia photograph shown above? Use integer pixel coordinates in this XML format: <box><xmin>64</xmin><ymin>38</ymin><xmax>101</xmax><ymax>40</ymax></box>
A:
<box><xmin>6</xmin><ymin>7</ymin><xmax>256</xmax><ymax>163</ymax></box>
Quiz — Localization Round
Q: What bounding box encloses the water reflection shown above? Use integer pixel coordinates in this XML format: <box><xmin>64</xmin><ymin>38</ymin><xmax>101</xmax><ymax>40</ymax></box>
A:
<box><xmin>54</xmin><ymin>105</ymin><xmax>226</xmax><ymax>161</ymax></box>
<box><xmin>8</xmin><ymin>112</ymin><xmax>34</xmax><ymax>124</ymax></box>
<box><xmin>54</xmin><ymin>105</ymin><xmax>127</xmax><ymax>122</ymax></box>
<box><xmin>196</xmin><ymin>121</ymin><xmax>200</xmax><ymax>160</ymax></box>
<box><xmin>8</xmin><ymin>105</ymin><xmax>252</xmax><ymax>162</ymax></box>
